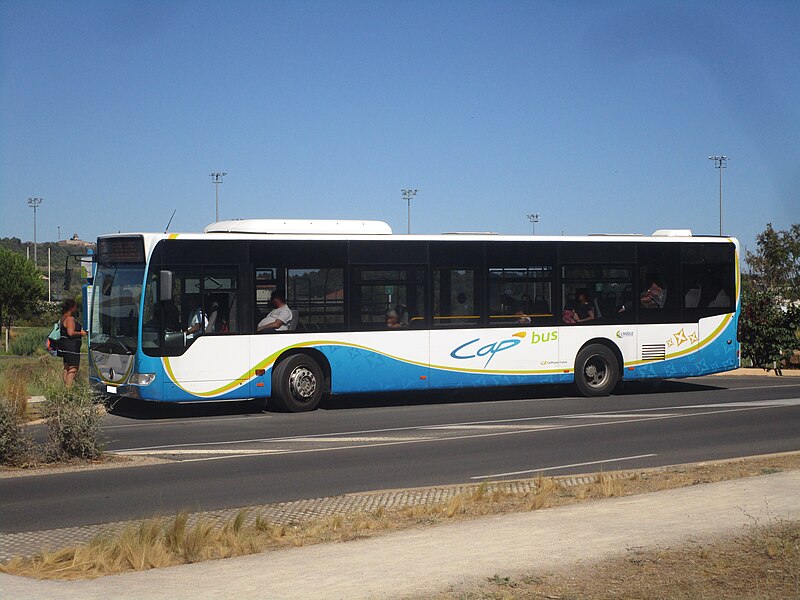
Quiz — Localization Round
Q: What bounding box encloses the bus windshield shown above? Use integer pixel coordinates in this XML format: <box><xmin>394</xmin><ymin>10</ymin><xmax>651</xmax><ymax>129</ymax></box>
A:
<box><xmin>90</xmin><ymin>264</ymin><xmax>145</xmax><ymax>355</ymax></box>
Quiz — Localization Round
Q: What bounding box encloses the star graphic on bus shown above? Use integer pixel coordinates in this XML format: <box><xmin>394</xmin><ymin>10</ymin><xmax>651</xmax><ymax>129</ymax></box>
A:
<box><xmin>689</xmin><ymin>332</ymin><xmax>698</xmax><ymax>344</ymax></box>
<box><xmin>673</xmin><ymin>328</ymin><xmax>688</xmax><ymax>346</ymax></box>
<box><xmin>666</xmin><ymin>339</ymin><xmax>674</xmax><ymax>348</ymax></box>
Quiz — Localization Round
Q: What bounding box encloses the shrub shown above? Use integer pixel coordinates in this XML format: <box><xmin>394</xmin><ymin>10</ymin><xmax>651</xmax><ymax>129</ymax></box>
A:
<box><xmin>42</xmin><ymin>383</ymin><xmax>105</xmax><ymax>461</ymax></box>
<box><xmin>9</xmin><ymin>327</ymin><xmax>49</xmax><ymax>356</ymax></box>
<box><xmin>740</xmin><ymin>286</ymin><xmax>800</xmax><ymax>373</ymax></box>
<box><xmin>0</xmin><ymin>398</ymin><xmax>32</xmax><ymax>466</ymax></box>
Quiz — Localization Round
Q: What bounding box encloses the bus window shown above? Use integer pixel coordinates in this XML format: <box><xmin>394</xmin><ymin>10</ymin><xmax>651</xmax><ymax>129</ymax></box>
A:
<box><xmin>637</xmin><ymin>244</ymin><xmax>681</xmax><ymax>324</ymax></box>
<box><xmin>433</xmin><ymin>269</ymin><xmax>479</xmax><ymax>327</ymax></box>
<box><xmin>255</xmin><ymin>268</ymin><xmax>279</xmax><ymax>326</ymax></box>
<box><xmin>354</xmin><ymin>268</ymin><xmax>426</xmax><ymax>330</ymax></box>
<box><xmin>561</xmin><ymin>265</ymin><xmax>634</xmax><ymax>325</ymax></box>
<box><xmin>489</xmin><ymin>267</ymin><xmax>553</xmax><ymax>327</ymax></box>
<box><xmin>287</xmin><ymin>268</ymin><xmax>345</xmax><ymax>332</ymax></box>
<box><xmin>681</xmin><ymin>243</ymin><xmax>735</xmax><ymax>321</ymax></box>
<box><xmin>203</xmin><ymin>268</ymin><xmax>239</xmax><ymax>334</ymax></box>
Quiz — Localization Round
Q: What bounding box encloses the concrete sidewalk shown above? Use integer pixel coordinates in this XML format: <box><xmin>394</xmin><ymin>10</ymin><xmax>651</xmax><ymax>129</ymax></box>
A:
<box><xmin>2</xmin><ymin>471</ymin><xmax>799</xmax><ymax>600</ymax></box>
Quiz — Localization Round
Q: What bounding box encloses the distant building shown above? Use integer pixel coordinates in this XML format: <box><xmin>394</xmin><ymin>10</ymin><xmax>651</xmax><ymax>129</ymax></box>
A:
<box><xmin>59</xmin><ymin>233</ymin><xmax>95</xmax><ymax>249</ymax></box>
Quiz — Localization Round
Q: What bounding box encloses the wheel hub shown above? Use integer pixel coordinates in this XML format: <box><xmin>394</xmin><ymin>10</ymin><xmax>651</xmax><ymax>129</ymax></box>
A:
<box><xmin>583</xmin><ymin>356</ymin><xmax>608</xmax><ymax>388</ymax></box>
<box><xmin>289</xmin><ymin>366</ymin><xmax>317</xmax><ymax>401</ymax></box>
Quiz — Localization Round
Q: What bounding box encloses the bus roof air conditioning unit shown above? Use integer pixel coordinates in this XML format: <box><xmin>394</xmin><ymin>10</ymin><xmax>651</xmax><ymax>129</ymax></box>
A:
<box><xmin>204</xmin><ymin>219</ymin><xmax>393</xmax><ymax>235</ymax></box>
<box><xmin>652</xmin><ymin>229</ymin><xmax>693</xmax><ymax>237</ymax></box>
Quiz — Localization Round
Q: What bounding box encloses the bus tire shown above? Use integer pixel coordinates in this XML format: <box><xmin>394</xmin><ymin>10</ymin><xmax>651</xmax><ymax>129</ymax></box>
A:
<box><xmin>574</xmin><ymin>344</ymin><xmax>619</xmax><ymax>397</ymax></box>
<box><xmin>271</xmin><ymin>354</ymin><xmax>324</xmax><ymax>412</ymax></box>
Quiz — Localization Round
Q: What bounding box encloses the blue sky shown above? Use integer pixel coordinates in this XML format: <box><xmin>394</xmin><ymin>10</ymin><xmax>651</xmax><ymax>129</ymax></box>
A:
<box><xmin>1</xmin><ymin>1</ymin><xmax>798</xmax><ymax>253</ymax></box>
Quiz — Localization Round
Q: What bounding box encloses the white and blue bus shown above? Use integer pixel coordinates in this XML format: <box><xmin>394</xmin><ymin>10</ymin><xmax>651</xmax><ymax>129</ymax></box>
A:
<box><xmin>89</xmin><ymin>220</ymin><xmax>740</xmax><ymax>411</ymax></box>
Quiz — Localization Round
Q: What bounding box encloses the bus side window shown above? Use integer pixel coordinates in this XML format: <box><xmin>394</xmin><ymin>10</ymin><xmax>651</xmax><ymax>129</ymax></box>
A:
<box><xmin>488</xmin><ymin>267</ymin><xmax>553</xmax><ymax>327</ymax></box>
<box><xmin>353</xmin><ymin>267</ymin><xmax>426</xmax><ymax>330</ymax></box>
<box><xmin>433</xmin><ymin>269</ymin><xmax>479</xmax><ymax>327</ymax></box>
<box><xmin>637</xmin><ymin>244</ymin><xmax>681</xmax><ymax>324</ymax></box>
<box><xmin>287</xmin><ymin>268</ymin><xmax>345</xmax><ymax>332</ymax></box>
<box><xmin>681</xmin><ymin>243</ymin><xmax>735</xmax><ymax>321</ymax></box>
<box><xmin>203</xmin><ymin>268</ymin><xmax>239</xmax><ymax>334</ymax></box>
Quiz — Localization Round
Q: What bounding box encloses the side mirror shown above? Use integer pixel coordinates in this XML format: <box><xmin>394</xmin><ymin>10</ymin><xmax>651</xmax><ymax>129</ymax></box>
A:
<box><xmin>159</xmin><ymin>270</ymin><xmax>174</xmax><ymax>302</ymax></box>
<box><xmin>64</xmin><ymin>268</ymin><xmax>73</xmax><ymax>291</ymax></box>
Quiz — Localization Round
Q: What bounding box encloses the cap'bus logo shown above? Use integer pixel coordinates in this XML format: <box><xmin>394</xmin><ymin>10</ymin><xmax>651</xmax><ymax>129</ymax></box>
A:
<box><xmin>530</xmin><ymin>331</ymin><xmax>558</xmax><ymax>344</ymax></box>
<box><xmin>450</xmin><ymin>337</ymin><xmax>522</xmax><ymax>367</ymax></box>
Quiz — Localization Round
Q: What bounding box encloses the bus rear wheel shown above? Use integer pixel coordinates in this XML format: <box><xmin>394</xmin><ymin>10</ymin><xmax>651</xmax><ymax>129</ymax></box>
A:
<box><xmin>574</xmin><ymin>344</ymin><xmax>619</xmax><ymax>397</ymax></box>
<box><xmin>271</xmin><ymin>354</ymin><xmax>324</xmax><ymax>412</ymax></box>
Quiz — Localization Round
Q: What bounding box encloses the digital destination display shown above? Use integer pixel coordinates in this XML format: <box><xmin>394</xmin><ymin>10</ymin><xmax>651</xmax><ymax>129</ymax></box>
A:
<box><xmin>97</xmin><ymin>236</ymin><xmax>145</xmax><ymax>263</ymax></box>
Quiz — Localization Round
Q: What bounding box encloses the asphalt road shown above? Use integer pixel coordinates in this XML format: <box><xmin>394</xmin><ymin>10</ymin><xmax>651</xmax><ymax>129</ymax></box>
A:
<box><xmin>2</xmin><ymin>376</ymin><xmax>800</xmax><ymax>534</ymax></box>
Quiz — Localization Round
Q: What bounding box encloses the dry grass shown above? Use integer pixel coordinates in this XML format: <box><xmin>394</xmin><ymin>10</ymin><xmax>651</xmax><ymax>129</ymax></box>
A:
<box><xmin>436</xmin><ymin>519</ymin><xmax>800</xmax><ymax>600</ymax></box>
<box><xmin>0</xmin><ymin>477</ymin><xmax>564</xmax><ymax>580</ymax></box>
<box><xmin>4</xmin><ymin>452</ymin><xmax>800</xmax><ymax>581</ymax></box>
<box><xmin>0</xmin><ymin>366</ymin><xmax>30</xmax><ymax>419</ymax></box>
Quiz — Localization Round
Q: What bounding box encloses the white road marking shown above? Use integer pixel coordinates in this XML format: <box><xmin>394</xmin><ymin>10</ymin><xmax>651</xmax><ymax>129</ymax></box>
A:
<box><xmin>561</xmin><ymin>413</ymin><xmax>676</xmax><ymax>419</ymax></box>
<box><xmin>111</xmin><ymin>402</ymin><xmax>799</xmax><ymax>464</ymax></box>
<box><xmin>122</xmin><ymin>448</ymin><xmax>286</xmax><ymax>455</ymax></box>
<box><xmin>101</xmin><ymin>382</ymin><xmax>800</xmax><ymax>429</ymax></box>
<box><xmin>421</xmin><ymin>424</ymin><xmax>556</xmax><ymax>431</ymax></box>
<box><xmin>112</xmin><ymin>397</ymin><xmax>800</xmax><ymax>454</ymax></box>
<box><xmin>470</xmin><ymin>454</ymin><xmax>659</xmax><ymax>480</ymax></box>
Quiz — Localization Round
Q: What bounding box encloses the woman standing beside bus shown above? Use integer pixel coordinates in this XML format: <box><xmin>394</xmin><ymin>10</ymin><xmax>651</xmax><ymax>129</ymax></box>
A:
<box><xmin>59</xmin><ymin>298</ymin><xmax>87</xmax><ymax>387</ymax></box>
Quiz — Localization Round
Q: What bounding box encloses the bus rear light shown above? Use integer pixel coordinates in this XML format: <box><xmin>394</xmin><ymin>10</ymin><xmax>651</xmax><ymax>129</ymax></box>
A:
<box><xmin>131</xmin><ymin>373</ymin><xmax>156</xmax><ymax>386</ymax></box>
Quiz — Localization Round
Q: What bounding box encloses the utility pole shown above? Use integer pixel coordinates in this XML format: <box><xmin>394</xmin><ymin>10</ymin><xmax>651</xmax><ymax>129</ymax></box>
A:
<box><xmin>708</xmin><ymin>156</ymin><xmax>728</xmax><ymax>236</ymax></box>
<box><xmin>526</xmin><ymin>212</ymin><xmax>540</xmax><ymax>235</ymax></box>
<box><xmin>48</xmin><ymin>247</ymin><xmax>51</xmax><ymax>302</ymax></box>
<box><xmin>401</xmin><ymin>189</ymin><xmax>418</xmax><ymax>234</ymax></box>
<box><xmin>27</xmin><ymin>197</ymin><xmax>43</xmax><ymax>265</ymax></box>
<box><xmin>210</xmin><ymin>172</ymin><xmax>227</xmax><ymax>222</ymax></box>
<box><xmin>57</xmin><ymin>225</ymin><xmax>61</xmax><ymax>241</ymax></box>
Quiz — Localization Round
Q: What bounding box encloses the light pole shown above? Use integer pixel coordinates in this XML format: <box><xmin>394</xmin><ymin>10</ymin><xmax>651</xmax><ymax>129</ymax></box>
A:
<box><xmin>526</xmin><ymin>212</ymin><xmax>540</xmax><ymax>235</ymax></box>
<box><xmin>210</xmin><ymin>172</ymin><xmax>227</xmax><ymax>222</ymax></box>
<box><xmin>708</xmin><ymin>156</ymin><xmax>728</xmax><ymax>236</ymax></box>
<box><xmin>401</xmin><ymin>189</ymin><xmax>418</xmax><ymax>234</ymax></box>
<box><xmin>27</xmin><ymin>197</ymin><xmax>43</xmax><ymax>265</ymax></box>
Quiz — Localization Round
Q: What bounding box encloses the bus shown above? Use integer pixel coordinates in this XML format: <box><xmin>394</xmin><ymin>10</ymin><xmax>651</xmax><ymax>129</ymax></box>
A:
<box><xmin>88</xmin><ymin>220</ymin><xmax>740</xmax><ymax>412</ymax></box>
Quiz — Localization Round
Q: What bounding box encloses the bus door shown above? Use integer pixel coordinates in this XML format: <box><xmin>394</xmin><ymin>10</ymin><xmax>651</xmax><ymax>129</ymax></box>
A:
<box><xmin>159</xmin><ymin>267</ymin><xmax>250</xmax><ymax>401</ymax></box>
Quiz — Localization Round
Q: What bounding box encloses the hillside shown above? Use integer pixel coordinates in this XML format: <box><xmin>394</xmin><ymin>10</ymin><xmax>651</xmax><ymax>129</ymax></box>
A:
<box><xmin>0</xmin><ymin>237</ymin><xmax>93</xmax><ymax>301</ymax></box>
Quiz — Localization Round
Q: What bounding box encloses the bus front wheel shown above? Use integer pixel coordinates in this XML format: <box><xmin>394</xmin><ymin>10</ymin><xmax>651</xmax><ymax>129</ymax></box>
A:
<box><xmin>574</xmin><ymin>344</ymin><xmax>619</xmax><ymax>397</ymax></box>
<box><xmin>271</xmin><ymin>354</ymin><xmax>324</xmax><ymax>412</ymax></box>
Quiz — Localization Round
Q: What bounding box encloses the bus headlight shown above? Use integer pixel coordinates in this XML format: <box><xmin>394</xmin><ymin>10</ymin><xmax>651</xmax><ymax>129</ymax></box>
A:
<box><xmin>131</xmin><ymin>373</ymin><xmax>156</xmax><ymax>386</ymax></box>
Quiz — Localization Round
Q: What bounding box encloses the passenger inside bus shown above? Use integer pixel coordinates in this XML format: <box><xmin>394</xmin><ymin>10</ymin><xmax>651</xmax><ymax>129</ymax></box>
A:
<box><xmin>185</xmin><ymin>298</ymin><xmax>207</xmax><ymax>340</ymax></box>
<box><xmin>257</xmin><ymin>292</ymin><xmax>294</xmax><ymax>332</ymax></box>
<box><xmin>574</xmin><ymin>291</ymin><xmax>595</xmax><ymax>323</ymax></box>
<box><xmin>640</xmin><ymin>275</ymin><xmax>666</xmax><ymax>309</ymax></box>
<box><xmin>385</xmin><ymin>309</ymin><xmax>405</xmax><ymax>329</ymax></box>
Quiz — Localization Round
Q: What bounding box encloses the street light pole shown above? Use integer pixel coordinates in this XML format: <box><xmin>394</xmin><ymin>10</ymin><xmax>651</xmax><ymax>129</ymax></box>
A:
<box><xmin>210</xmin><ymin>172</ymin><xmax>227</xmax><ymax>222</ymax></box>
<box><xmin>708</xmin><ymin>156</ymin><xmax>728</xmax><ymax>236</ymax></box>
<box><xmin>526</xmin><ymin>212</ymin><xmax>540</xmax><ymax>235</ymax></box>
<box><xmin>401</xmin><ymin>189</ymin><xmax>418</xmax><ymax>234</ymax></box>
<box><xmin>27</xmin><ymin>197</ymin><xmax>43</xmax><ymax>265</ymax></box>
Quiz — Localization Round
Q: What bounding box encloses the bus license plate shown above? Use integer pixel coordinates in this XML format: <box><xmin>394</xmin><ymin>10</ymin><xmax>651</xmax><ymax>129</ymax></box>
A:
<box><xmin>106</xmin><ymin>385</ymin><xmax>118</xmax><ymax>394</ymax></box>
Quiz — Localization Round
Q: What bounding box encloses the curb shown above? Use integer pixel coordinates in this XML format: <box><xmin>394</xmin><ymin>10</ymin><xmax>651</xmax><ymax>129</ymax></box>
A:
<box><xmin>711</xmin><ymin>368</ymin><xmax>800</xmax><ymax>377</ymax></box>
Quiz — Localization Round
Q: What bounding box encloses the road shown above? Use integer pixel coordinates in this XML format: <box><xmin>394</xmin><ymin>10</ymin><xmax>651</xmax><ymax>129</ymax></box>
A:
<box><xmin>2</xmin><ymin>376</ymin><xmax>800</xmax><ymax>534</ymax></box>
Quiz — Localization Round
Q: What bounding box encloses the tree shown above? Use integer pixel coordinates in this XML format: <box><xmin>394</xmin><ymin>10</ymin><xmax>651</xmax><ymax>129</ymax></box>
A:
<box><xmin>0</xmin><ymin>248</ymin><xmax>45</xmax><ymax>352</ymax></box>
<box><xmin>740</xmin><ymin>223</ymin><xmax>800</xmax><ymax>373</ymax></box>
<box><xmin>745</xmin><ymin>223</ymin><xmax>800</xmax><ymax>301</ymax></box>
